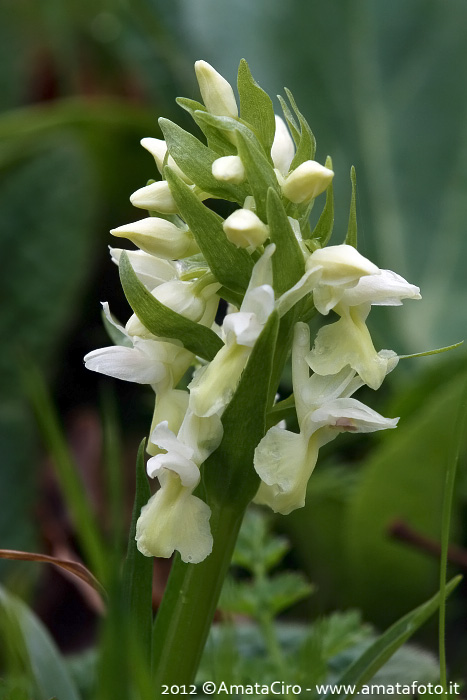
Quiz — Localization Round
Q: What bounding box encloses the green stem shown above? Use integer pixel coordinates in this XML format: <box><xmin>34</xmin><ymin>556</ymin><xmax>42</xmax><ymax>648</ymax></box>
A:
<box><xmin>151</xmin><ymin>503</ymin><xmax>245</xmax><ymax>688</ymax></box>
<box><xmin>438</xmin><ymin>382</ymin><xmax>467</xmax><ymax>691</ymax></box>
<box><xmin>259</xmin><ymin>612</ymin><xmax>285</xmax><ymax>675</ymax></box>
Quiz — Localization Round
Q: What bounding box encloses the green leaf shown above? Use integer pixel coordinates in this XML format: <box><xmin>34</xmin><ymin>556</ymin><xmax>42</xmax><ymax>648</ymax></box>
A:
<box><xmin>345</xmin><ymin>368</ymin><xmax>467</xmax><ymax>625</ymax></box>
<box><xmin>267</xmin><ymin>187</ymin><xmax>305</xmax><ymax>295</ymax></box>
<box><xmin>235</xmin><ymin>131</ymin><xmax>279</xmax><ymax>222</ymax></box>
<box><xmin>345</xmin><ymin>166</ymin><xmax>357</xmax><ymax>247</ymax></box>
<box><xmin>285</xmin><ymin>88</ymin><xmax>316</xmax><ymax>168</ymax></box>
<box><xmin>119</xmin><ymin>251</ymin><xmax>223</xmax><ymax>361</ymax></box>
<box><xmin>262</xmin><ymin>572</ymin><xmax>315</xmax><ymax>615</ymax></box>
<box><xmin>320</xmin><ymin>576</ymin><xmax>461</xmax><ymax>699</ymax></box>
<box><xmin>203</xmin><ymin>312</ymin><xmax>280</xmax><ymax>507</ymax></box>
<box><xmin>237</xmin><ymin>59</ymin><xmax>276</xmax><ymax>155</ymax></box>
<box><xmin>311</xmin><ymin>156</ymin><xmax>335</xmax><ymax>246</ymax></box>
<box><xmin>121</xmin><ymin>439</ymin><xmax>153</xmax><ymax>660</ymax></box>
<box><xmin>278</xmin><ymin>95</ymin><xmax>301</xmax><ymax>148</ymax></box>
<box><xmin>164</xmin><ymin>168</ymin><xmax>253</xmax><ymax>294</ymax></box>
<box><xmin>176</xmin><ymin>97</ymin><xmax>237</xmax><ymax>156</ymax></box>
<box><xmin>231</xmin><ymin>510</ymin><xmax>290</xmax><ymax>574</ymax></box>
<box><xmin>0</xmin><ymin>586</ymin><xmax>81</xmax><ymax>700</ymax></box>
<box><xmin>159</xmin><ymin>117</ymin><xmax>246</xmax><ymax>202</ymax></box>
<box><xmin>194</xmin><ymin>110</ymin><xmax>265</xmax><ymax>160</ymax></box>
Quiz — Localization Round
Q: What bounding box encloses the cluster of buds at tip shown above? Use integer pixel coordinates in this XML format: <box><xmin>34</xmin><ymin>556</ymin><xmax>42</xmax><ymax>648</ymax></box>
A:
<box><xmin>85</xmin><ymin>59</ymin><xmax>425</xmax><ymax>564</ymax></box>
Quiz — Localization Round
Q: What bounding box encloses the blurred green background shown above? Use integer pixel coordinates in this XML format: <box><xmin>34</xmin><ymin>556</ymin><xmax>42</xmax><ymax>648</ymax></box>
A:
<box><xmin>1</xmin><ymin>0</ymin><xmax>467</xmax><ymax>670</ymax></box>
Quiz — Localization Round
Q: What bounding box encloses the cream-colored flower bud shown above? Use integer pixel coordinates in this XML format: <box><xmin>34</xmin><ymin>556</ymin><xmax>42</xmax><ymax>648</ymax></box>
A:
<box><xmin>212</xmin><ymin>155</ymin><xmax>245</xmax><ymax>184</ymax></box>
<box><xmin>130</xmin><ymin>181</ymin><xmax>178</xmax><ymax>214</ymax></box>
<box><xmin>194</xmin><ymin>60</ymin><xmax>238</xmax><ymax>118</ymax></box>
<box><xmin>282</xmin><ymin>160</ymin><xmax>334</xmax><ymax>204</ymax></box>
<box><xmin>271</xmin><ymin>115</ymin><xmax>295</xmax><ymax>176</ymax></box>
<box><xmin>110</xmin><ymin>217</ymin><xmax>199</xmax><ymax>259</ymax></box>
<box><xmin>223</xmin><ymin>209</ymin><xmax>269</xmax><ymax>249</ymax></box>
<box><xmin>140</xmin><ymin>138</ymin><xmax>192</xmax><ymax>184</ymax></box>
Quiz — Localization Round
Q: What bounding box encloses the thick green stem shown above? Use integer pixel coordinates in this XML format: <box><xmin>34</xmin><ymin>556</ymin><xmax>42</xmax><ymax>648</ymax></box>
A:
<box><xmin>151</xmin><ymin>502</ymin><xmax>245</xmax><ymax>688</ymax></box>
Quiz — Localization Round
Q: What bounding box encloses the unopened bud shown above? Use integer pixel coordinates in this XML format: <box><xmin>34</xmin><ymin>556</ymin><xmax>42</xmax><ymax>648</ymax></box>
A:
<box><xmin>271</xmin><ymin>116</ymin><xmax>295</xmax><ymax>175</ymax></box>
<box><xmin>141</xmin><ymin>138</ymin><xmax>192</xmax><ymax>184</ymax></box>
<box><xmin>194</xmin><ymin>60</ymin><xmax>238</xmax><ymax>118</ymax></box>
<box><xmin>223</xmin><ymin>209</ymin><xmax>269</xmax><ymax>249</ymax></box>
<box><xmin>306</xmin><ymin>244</ymin><xmax>379</xmax><ymax>284</ymax></box>
<box><xmin>130</xmin><ymin>181</ymin><xmax>178</xmax><ymax>214</ymax></box>
<box><xmin>110</xmin><ymin>217</ymin><xmax>199</xmax><ymax>259</ymax></box>
<box><xmin>212</xmin><ymin>155</ymin><xmax>245</xmax><ymax>184</ymax></box>
<box><xmin>282</xmin><ymin>160</ymin><xmax>334</xmax><ymax>204</ymax></box>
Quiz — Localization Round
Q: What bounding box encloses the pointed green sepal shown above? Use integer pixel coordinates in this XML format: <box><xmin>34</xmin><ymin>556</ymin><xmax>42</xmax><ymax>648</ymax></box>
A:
<box><xmin>164</xmin><ymin>167</ymin><xmax>253</xmax><ymax>295</ymax></box>
<box><xmin>278</xmin><ymin>94</ymin><xmax>301</xmax><ymax>147</ymax></box>
<box><xmin>267</xmin><ymin>187</ymin><xmax>305</xmax><ymax>295</ymax></box>
<box><xmin>285</xmin><ymin>88</ymin><xmax>317</xmax><ymax>168</ymax></box>
<box><xmin>119</xmin><ymin>251</ymin><xmax>223</xmax><ymax>361</ymax></box>
<box><xmin>237</xmin><ymin>58</ymin><xmax>276</xmax><ymax>156</ymax></box>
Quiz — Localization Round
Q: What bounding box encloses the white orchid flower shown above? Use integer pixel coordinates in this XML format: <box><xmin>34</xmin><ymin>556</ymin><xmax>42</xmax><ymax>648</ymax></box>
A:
<box><xmin>136</xmin><ymin>410</ymin><xmax>223</xmax><ymax>563</ymax></box>
<box><xmin>254</xmin><ymin>323</ymin><xmax>398</xmax><ymax>514</ymax></box>
<box><xmin>189</xmin><ymin>245</ymin><xmax>276</xmax><ymax>418</ymax></box>
<box><xmin>306</xmin><ymin>257</ymin><xmax>420</xmax><ymax>389</ymax></box>
<box><xmin>84</xmin><ymin>302</ymin><xmax>193</xmax><ymax>391</ymax></box>
<box><xmin>275</xmin><ymin>244</ymin><xmax>378</xmax><ymax>317</ymax></box>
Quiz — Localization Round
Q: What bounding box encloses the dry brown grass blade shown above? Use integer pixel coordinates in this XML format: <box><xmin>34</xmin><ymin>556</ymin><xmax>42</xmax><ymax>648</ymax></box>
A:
<box><xmin>0</xmin><ymin>548</ymin><xmax>106</xmax><ymax>602</ymax></box>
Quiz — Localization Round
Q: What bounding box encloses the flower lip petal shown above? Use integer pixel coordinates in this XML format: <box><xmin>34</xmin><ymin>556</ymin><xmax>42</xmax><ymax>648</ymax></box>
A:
<box><xmin>150</xmin><ymin>421</ymin><xmax>194</xmax><ymax>461</ymax></box>
<box><xmin>308</xmin><ymin>397</ymin><xmax>399</xmax><ymax>434</ymax></box>
<box><xmin>135</xmin><ymin>486</ymin><xmax>212</xmax><ymax>563</ymax></box>
<box><xmin>341</xmin><ymin>269</ymin><xmax>422</xmax><ymax>307</ymax></box>
<box><xmin>84</xmin><ymin>345</ymin><xmax>167</xmax><ymax>385</ymax></box>
<box><xmin>147</xmin><ymin>451</ymin><xmax>200</xmax><ymax>488</ymax></box>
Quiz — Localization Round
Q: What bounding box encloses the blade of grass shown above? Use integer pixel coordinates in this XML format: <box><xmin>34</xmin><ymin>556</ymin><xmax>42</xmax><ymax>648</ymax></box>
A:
<box><xmin>320</xmin><ymin>576</ymin><xmax>461</xmax><ymax>699</ymax></box>
<box><xmin>438</xmin><ymin>379</ymin><xmax>467</xmax><ymax>690</ymax></box>
<box><xmin>0</xmin><ymin>585</ymin><xmax>82</xmax><ymax>700</ymax></box>
<box><xmin>122</xmin><ymin>439</ymin><xmax>153</xmax><ymax>663</ymax></box>
<box><xmin>101</xmin><ymin>386</ymin><xmax>125</xmax><ymax>555</ymax></box>
<box><xmin>20</xmin><ymin>360</ymin><xmax>107</xmax><ymax>584</ymax></box>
